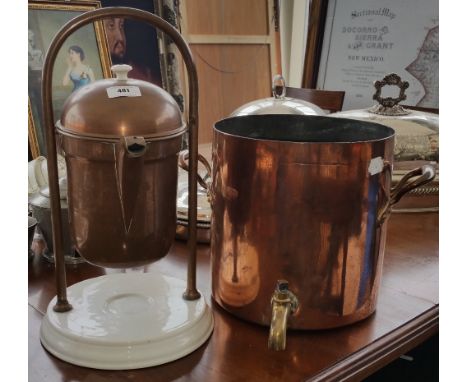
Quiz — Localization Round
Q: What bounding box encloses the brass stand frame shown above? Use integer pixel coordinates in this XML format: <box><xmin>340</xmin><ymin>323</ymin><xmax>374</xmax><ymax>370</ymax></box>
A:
<box><xmin>42</xmin><ymin>7</ymin><xmax>201</xmax><ymax>313</ymax></box>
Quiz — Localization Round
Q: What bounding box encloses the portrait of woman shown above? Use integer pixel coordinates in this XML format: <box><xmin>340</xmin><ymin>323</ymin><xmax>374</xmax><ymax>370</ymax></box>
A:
<box><xmin>28</xmin><ymin>0</ymin><xmax>111</xmax><ymax>157</ymax></box>
<box><xmin>62</xmin><ymin>45</ymin><xmax>96</xmax><ymax>92</ymax></box>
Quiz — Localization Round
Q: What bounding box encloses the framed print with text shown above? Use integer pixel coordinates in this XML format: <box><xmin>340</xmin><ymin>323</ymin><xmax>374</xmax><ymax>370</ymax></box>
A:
<box><xmin>303</xmin><ymin>0</ymin><xmax>438</xmax><ymax>111</ymax></box>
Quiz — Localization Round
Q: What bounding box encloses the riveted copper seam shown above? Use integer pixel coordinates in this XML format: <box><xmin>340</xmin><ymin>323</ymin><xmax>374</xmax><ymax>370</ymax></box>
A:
<box><xmin>42</xmin><ymin>7</ymin><xmax>200</xmax><ymax>310</ymax></box>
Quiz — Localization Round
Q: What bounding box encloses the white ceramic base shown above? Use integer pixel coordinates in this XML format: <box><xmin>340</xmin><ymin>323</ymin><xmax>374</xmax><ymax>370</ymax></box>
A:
<box><xmin>40</xmin><ymin>272</ymin><xmax>214</xmax><ymax>370</ymax></box>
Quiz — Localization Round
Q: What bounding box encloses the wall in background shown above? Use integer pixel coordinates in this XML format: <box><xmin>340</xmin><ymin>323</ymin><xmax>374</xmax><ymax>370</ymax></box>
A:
<box><xmin>280</xmin><ymin>0</ymin><xmax>310</xmax><ymax>87</ymax></box>
<box><xmin>180</xmin><ymin>0</ymin><xmax>281</xmax><ymax>143</ymax></box>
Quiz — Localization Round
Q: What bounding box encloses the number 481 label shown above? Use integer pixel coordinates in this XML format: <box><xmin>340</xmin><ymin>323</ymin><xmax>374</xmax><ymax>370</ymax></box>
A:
<box><xmin>106</xmin><ymin>86</ymin><xmax>141</xmax><ymax>98</ymax></box>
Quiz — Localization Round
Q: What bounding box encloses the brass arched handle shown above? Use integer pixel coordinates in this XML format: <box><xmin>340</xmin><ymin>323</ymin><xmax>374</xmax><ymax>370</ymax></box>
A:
<box><xmin>377</xmin><ymin>164</ymin><xmax>436</xmax><ymax>224</ymax></box>
<box><xmin>42</xmin><ymin>7</ymin><xmax>201</xmax><ymax>307</ymax></box>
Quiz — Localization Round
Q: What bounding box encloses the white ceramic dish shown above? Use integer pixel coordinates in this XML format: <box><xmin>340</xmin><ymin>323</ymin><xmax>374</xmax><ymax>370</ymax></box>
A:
<box><xmin>40</xmin><ymin>272</ymin><xmax>214</xmax><ymax>370</ymax></box>
<box><xmin>28</xmin><ymin>155</ymin><xmax>67</xmax><ymax>195</ymax></box>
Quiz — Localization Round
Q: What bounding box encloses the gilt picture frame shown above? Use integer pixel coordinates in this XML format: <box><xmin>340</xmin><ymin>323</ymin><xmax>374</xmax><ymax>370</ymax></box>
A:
<box><xmin>28</xmin><ymin>0</ymin><xmax>112</xmax><ymax>158</ymax></box>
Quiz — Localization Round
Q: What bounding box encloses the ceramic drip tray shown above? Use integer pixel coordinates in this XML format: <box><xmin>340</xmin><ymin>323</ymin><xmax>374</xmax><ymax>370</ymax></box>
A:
<box><xmin>40</xmin><ymin>272</ymin><xmax>214</xmax><ymax>370</ymax></box>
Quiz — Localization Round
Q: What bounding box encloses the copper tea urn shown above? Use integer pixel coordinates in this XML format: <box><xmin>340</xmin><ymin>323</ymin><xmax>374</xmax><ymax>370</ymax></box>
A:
<box><xmin>38</xmin><ymin>10</ymin><xmax>214</xmax><ymax>369</ymax></box>
<box><xmin>210</xmin><ymin>115</ymin><xmax>435</xmax><ymax>337</ymax></box>
<box><xmin>57</xmin><ymin>64</ymin><xmax>185</xmax><ymax>268</ymax></box>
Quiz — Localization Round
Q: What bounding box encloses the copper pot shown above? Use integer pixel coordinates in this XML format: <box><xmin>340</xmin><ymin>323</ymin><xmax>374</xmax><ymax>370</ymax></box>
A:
<box><xmin>210</xmin><ymin>114</ymin><xmax>435</xmax><ymax>332</ymax></box>
<box><xmin>57</xmin><ymin>65</ymin><xmax>185</xmax><ymax>268</ymax></box>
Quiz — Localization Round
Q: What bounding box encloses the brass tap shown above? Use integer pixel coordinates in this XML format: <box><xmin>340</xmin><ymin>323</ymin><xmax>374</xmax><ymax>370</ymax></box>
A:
<box><xmin>268</xmin><ymin>280</ymin><xmax>299</xmax><ymax>351</ymax></box>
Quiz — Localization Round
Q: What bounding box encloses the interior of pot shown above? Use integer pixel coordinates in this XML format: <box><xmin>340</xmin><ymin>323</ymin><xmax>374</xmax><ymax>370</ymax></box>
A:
<box><xmin>215</xmin><ymin>115</ymin><xmax>394</xmax><ymax>143</ymax></box>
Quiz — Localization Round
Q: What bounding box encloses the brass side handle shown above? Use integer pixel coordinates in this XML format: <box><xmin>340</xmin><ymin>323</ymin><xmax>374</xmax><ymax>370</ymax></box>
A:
<box><xmin>178</xmin><ymin>149</ymin><xmax>212</xmax><ymax>191</ymax></box>
<box><xmin>378</xmin><ymin>164</ymin><xmax>436</xmax><ymax>224</ymax></box>
<box><xmin>178</xmin><ymin>149</ymin><xmax>215</xmax><ymax>206</ymax></box>
<box><xmin>391</xmin><ymin>164</ymin><xmax>436</xmax><ymax>204</ymax></box>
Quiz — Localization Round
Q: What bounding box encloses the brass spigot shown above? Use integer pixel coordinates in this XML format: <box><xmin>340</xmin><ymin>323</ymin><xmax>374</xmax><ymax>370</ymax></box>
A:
<box><xmin>268</xmin><ymin>280</ymin><xmax>299</xmax><ymax>351</ymax></box>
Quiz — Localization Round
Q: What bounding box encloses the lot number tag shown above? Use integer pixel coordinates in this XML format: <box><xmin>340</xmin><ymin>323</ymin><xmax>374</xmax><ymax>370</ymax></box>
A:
<box><xmin>106</xmin><ymin>86</ymin><xmax>141</xmax><ymax>98</ymax></box>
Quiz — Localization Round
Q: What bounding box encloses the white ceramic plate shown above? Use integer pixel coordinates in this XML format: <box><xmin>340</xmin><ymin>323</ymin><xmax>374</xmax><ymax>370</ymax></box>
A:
<box><xmin>40</xmin><ymin>272</ymin><xmax>214</xmax><ymax>370</ymax></box>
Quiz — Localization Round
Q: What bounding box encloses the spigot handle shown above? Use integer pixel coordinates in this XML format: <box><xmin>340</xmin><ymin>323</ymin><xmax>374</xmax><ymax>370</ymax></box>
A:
<box><xmin>42</xmin><ymin>7</ymin><xmax>201</xmax><ymax>310</ymax></box>
<box><xmin>268</xmin><ymin>280</ymin><xmax>299</xmax><ymax>351</ymax></box>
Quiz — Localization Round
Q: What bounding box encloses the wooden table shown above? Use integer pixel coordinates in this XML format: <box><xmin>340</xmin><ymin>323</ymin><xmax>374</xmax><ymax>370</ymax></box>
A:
<box><xmin>29</xmin><ymin>212</ymin><xmax>438</xmax><ymax>381</ymax></box>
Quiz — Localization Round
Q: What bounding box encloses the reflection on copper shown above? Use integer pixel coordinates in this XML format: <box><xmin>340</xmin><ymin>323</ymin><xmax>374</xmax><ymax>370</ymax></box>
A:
<box><xmin>218</xmin><ymin>223</ymin><xmax>260</xmax><ymax>307</ymax></box>
<box><xmin>62</xmin><ymin>135</ymin><xmax>182</xmax><ymax>268</ymax></box>
<box><xmin>119</xmin><ymin>123</ymin><xmax>127</xmax><ymax>136</ymax></box>
<box><xmin>255</xmin><ymin>146</ymin><xmax>274</xmax><ymax>171</ymax></box>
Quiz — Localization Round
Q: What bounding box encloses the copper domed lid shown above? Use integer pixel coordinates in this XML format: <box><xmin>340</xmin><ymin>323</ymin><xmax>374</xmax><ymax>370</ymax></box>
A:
<box><xmin>230</xmin><ymin>75</ymin><xmax>325</xmax><ymax>117</ymax></box>
<box><xmin>57</xmin><ymin>65</ymin><xmax>185</xmax><ymax>140</ymax></box>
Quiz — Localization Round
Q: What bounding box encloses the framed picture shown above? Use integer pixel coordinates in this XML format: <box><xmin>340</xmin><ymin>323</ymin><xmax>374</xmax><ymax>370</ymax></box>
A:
<box><xmin>302</xmin><ymin>0</ymin><xmax>439</xmax><ymax>111</ymax></box>
<box><xmin>101</xmin><ymin>0</ymin><xmax>185</xmax><ymax>111</ymax></box>
<box><xmin>28</xmin><ymin>0</ymin><xmax>111</xmax><ymax>158</ymax></box>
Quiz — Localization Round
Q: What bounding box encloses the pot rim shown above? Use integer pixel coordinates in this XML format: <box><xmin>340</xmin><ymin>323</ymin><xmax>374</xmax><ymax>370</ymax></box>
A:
<box><xmin>214</xmin><ymin>115</ymin><xmax>395</xmax><ymax>145</ymax></box>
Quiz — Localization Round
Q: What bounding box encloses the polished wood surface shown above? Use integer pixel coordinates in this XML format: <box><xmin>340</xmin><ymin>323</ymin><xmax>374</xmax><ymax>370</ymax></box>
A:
<box><xmin>29</xmin><ymin>213</ymin><xmax>438</xmax><ymax>381</ymax></box>
<box><xmin>285</xmin><ymin>86</ymin><xmax>345</xmax><ymax>113</ymax></box>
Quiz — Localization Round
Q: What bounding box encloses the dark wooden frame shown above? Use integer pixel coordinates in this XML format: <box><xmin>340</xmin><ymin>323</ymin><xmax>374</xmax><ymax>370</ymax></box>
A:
<box><xmin>301</xmin><ymin>0</ymin><xmax>329</xmax><ymax>89</ymax></box>
<box><xmin>301</xmin><ymin>1</ymin><xmax>439</xmax><ymax>110</ymax></box>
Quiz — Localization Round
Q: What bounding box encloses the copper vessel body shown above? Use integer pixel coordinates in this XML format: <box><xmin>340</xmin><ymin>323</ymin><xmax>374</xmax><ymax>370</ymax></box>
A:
<box><xmin>60</xmin><ymin>133</ymin><xmax>183</xmax><ymax>268</ymax></box>
<box><xmin>211</xmin><ymin>115</ymin><xmax>396</xmax><ymax>329</ymax></box>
